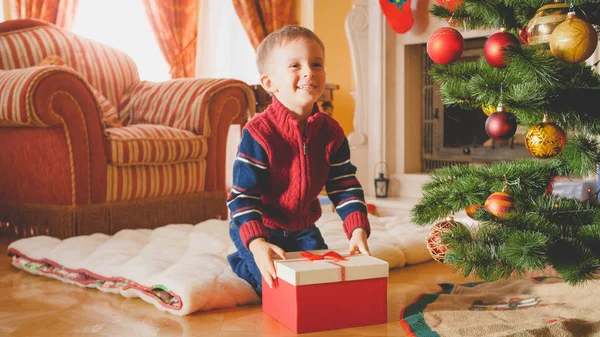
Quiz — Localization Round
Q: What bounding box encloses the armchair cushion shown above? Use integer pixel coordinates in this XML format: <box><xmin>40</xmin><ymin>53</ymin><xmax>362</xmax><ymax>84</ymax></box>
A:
<box><xmin>105</xmin><ymin>124</ymin><xmax>207</xmax><ymax>166</ymax></box>
<box><xmin>119</xmin><ymin>78</ymin><xmax>255</xmax><ymax>136</ymax></box>
<box><xmin>37</xmin><ymin>55</ymin><xmax>122</xmax><ymax>128</ymax></box>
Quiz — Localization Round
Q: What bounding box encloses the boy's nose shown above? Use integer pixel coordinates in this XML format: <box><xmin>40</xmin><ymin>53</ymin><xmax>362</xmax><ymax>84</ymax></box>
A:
<box><xmin>303</xmin><ymin>69</ymin><xmax>314</xmax><ymax>78</ymax></box>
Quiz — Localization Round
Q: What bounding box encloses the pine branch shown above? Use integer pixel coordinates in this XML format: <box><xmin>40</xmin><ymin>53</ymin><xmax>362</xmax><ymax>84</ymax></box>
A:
<box><xmin>420</xmin><ymin>0</ymin><xmax>600</xmax><ymax>285</ymax></box>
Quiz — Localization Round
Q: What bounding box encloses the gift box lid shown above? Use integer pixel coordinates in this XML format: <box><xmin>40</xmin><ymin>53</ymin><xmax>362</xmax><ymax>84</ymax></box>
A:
<box><xmin>274</xmin><ymin>250</ymin><xmax>389</xmax><ymax>286</ymax></box>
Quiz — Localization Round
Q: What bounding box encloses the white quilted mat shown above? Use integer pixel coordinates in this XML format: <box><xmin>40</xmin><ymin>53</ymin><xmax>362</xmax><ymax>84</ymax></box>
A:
<box><xmin>7</xmin><ymin>212</ymin><xmax>432</xmax><ymax>316</ymax></box>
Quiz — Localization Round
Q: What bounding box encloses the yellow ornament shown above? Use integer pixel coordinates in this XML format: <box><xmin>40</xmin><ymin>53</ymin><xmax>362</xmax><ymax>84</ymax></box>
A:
<box><xmin>482</xmin><ymin>104</ymin><xmax>496</xmax><ymax>116</ymax></box>
<box><xmin>549</xmin><ymin>12</ymin><xmax>598</xmax><ymax>63</ymax></box>
<box><xmin>525</xmin><ymin>114</ymin><xmax>566</xmax><ymax>159</ymax></box>
<box><xmin>482</xmin><ymin>103</ymin><xmax>510</xmax><ymax>116</ymax></box>
<box><xmin>526</xmin><ymin>2</ymin><xmax>581</xmax><ymax>45</ymax></box>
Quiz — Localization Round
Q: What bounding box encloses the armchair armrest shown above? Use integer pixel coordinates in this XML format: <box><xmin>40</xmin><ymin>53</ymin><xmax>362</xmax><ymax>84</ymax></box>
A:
<box><xmin>119</xmin><ymin>78</ymin><xmax>256</xmax><ymax>191</ymax></box>
<box><xmin>0</xmin><ymin>67</ymin><xmax>108</xmax><ymax>205</ymax></box>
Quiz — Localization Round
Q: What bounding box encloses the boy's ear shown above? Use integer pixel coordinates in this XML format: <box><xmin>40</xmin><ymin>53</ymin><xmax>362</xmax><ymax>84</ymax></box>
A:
<box><xmin>260</xmin><ymin>74</ymin><xmax>277</xmax><ymax>93</ymax></box>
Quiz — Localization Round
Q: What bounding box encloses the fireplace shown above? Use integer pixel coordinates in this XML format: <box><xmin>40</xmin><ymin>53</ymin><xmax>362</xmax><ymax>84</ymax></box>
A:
<box><xmin>421</xmin><ymin>37</ymin><xmax>530</xmax><ymax>172</ymax></box>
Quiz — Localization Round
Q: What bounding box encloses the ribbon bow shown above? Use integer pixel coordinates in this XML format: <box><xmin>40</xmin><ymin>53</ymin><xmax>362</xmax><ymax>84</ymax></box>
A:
<box><xmin>300</xmin><ymin>251</ymin><xmax>347</xmax><ymax>261</ymax></box>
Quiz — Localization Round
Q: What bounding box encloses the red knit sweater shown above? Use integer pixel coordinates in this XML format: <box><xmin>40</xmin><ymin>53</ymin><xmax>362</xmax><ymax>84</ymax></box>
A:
<box><xmin>228</xmin><ymin>98</ymin><xmax>370</xmax><ymax>247</ymax></box>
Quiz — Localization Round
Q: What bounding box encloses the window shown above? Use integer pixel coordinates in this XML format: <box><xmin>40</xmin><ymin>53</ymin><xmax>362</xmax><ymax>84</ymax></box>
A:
<box><xmin>196</xmin><ymin>0</ymin><xmax>259</xmax><ymax>190</ymax></box>
<box><xmin>196</xmin><ymin>0</ymin><xmax>259</xmax><ymax>84</ymax></box>
<box><xmin>72</xmin><ymin>0</ymin><xmax>170</xmax><ymax>82</ymax></box>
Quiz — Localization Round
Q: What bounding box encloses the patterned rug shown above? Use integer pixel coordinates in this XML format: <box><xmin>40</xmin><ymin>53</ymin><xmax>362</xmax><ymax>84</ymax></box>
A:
<box><xmin>401</xmin><ymin>277</ymin><xmax>600</xmax><ymax>337</ymax></box>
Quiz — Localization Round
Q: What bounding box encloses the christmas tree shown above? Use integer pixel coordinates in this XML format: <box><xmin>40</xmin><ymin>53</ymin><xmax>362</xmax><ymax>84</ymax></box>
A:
<box><xmin>412</xmin><ymin>0</ymin><xmax>600</xmax><ymax>285</ymax></box>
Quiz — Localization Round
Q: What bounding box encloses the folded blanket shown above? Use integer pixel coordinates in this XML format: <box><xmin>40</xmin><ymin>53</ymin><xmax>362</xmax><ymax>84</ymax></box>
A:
<box><xmin>8</xmin><ymin>212</ymin><xmax>432</xmax><ymax>315</ymax></box>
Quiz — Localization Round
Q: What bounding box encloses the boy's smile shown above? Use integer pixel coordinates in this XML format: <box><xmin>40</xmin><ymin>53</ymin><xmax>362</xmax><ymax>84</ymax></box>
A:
<box><xmin>260</xmin><ymin>38</ymin><xmax>326</xmax><ymax>119</ymax></box>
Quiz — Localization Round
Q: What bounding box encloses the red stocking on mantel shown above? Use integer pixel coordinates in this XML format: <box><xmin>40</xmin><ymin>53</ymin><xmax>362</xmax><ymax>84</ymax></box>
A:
<box><xmin>379</xmin><ymin>0</ymin><xmax>414</xmax><ymax>34</ymax></box>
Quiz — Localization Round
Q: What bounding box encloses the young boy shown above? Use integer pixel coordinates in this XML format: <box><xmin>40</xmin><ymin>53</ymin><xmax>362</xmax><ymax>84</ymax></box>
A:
<box><xmin>227</xmin><ymin>26</ymin><xmax>371</xmax><ymax>295</ymax></box>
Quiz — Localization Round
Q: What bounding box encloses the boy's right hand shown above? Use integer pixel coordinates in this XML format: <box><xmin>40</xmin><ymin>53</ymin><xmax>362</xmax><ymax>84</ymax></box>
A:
<box><xmin>248</xmin><ymin>238</ymin><xmax>286</xmax><ymax>289</ymax></box>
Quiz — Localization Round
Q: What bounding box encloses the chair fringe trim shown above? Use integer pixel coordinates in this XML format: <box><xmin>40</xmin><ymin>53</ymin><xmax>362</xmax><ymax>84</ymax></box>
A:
<box><xmin>0</xmin><ymin>191</ymin><xmax>227</xmax><ymax>242</ymax></box>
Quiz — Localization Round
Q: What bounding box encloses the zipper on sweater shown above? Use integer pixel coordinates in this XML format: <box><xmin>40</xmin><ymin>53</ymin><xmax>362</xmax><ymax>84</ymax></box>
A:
<box><xmin>302</xmin><ymin>136</ymin><xmax>307</xmax><ymax>156</ymax></box>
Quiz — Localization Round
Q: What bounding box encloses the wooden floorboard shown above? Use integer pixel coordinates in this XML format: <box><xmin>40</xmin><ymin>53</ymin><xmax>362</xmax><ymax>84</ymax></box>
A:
<box><xmin>0</xmin><ymin>238</ymin><xmax>480</xmax><ymax>337</ymax></box>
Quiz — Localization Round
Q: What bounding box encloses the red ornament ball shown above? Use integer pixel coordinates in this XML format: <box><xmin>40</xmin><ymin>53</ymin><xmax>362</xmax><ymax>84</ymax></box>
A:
<box><xmin>427</xmin><ymin>218</ymin><xmax>466</xmax><ymax>263</ymax></box>
<box><xmin>485</xmin><ymin>111</ymin><xmax>517</xmax><ymax>140</ymax></box>
<box><xmin>465</xmin><ymin>205</ymin><xmax>481</xmax><ymax>219</ymax></box>
<box><xmin>484</xmin><ymin>31</ymin><xmax>520</xmax><ymax>68</ymax></box>
<box><xmin>436</xmin><ymin>0</ymin><xmax>464</xmax><ymax>26</ymax></box>
<box><xmin>427</xmin><ymin>27</ymin><xmax>464</xmax><ymax>64</ymax></box>
<box><xmin>484</xmin><ymin>192</ymin><xmax>514</xmax><ymax>219</ymax></box>
<box><xmin>435</xmin><ymin>0</ymin><xmax>463</xmax><ymax>12</ymax></box>
<box><xmin>518</xmin><ymin>27</ymin><xmax>529</xmax><ymax>45</ymax></box>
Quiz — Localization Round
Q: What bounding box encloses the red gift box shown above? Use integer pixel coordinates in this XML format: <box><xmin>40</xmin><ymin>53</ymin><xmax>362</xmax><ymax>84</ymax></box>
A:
<box><xmin>262</xmin><ymin>250</ymin><xmax>389</xmax><ymax>333</ymax></box>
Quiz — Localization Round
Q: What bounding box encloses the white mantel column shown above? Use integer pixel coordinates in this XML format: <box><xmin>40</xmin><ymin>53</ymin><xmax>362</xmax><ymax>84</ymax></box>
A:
<box><xmin>346</xmin><ymin>0</ymin><xmax>387</xmax><ymax>197</ymax></box>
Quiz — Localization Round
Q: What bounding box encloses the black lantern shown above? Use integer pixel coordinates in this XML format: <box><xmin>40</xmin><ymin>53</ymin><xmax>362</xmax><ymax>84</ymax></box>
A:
<box><xmin>374</xmin><ymin>162</ymin><xmax>389</xmax><ymax>198</ymax></box>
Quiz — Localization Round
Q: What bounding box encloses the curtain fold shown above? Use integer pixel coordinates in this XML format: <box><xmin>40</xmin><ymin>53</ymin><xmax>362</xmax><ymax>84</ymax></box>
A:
<box><xmin>9</xmin><ymin>0</ymin><xmax>79</xmax><ymax>29</ymax></box>
<box><xmin>232</xmin><ymin>0</ymin><xmax>293</xmax><ymax>50</ymax></box>
<box><xmin>142</xmin><ymin>0</ymin><xmax>199</xmax><ymax>79</ymax></box>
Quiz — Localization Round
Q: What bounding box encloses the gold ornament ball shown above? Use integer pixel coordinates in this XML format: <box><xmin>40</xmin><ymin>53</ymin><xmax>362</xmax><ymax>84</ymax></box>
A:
<box><xmin>482</xmin><ymin>104</ymin><xmax>496</xmax><ymax>116</ymax></box>
<box><xmin>526</xmin><ymin>2</ymin><xmax>579</xmax><ymax>45</ymax></box>
<box><xmin>482</xmin><ymin>103</ymin><xmax>510</xmax><ymax>116</ymax></box>
<box><xmin>525</xmin><ymin>120</ymin><xmax>566</xmax><ymax>159</ymax></box>
<box><xmin>427</xmin><ymin>217</ymin><xmax>466</xmax><ymax>263</ymax></box>
<box><xmin>549</xmin><ymin>13</ymin><xmax>598</xmax><ymax>64</ymax></box>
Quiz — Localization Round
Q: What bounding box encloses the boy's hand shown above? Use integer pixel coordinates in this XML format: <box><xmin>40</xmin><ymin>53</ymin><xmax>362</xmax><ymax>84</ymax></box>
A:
<box><xmin>348</xmin><ymin>228</ymin><xmax>371</xmax><ymax>256</ymax></box>
<box><xmin>248</xmin><ymin>238</ymin><xmax>286</xmax><ymax>289</ymax></box>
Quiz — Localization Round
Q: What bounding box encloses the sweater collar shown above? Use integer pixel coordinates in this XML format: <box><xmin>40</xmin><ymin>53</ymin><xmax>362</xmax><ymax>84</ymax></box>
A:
<box><xmin>265</xmin><ymin>97</ymin><xmax>322</xmax><ymax>138</ymax></box>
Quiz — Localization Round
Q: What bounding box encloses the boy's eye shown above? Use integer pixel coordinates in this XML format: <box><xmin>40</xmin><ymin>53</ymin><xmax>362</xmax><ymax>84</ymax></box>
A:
<box><xmin>289</xmin><ymin>63</ymin><xmax>300</xmax><ymax>68</ymax></box>
<box><xmin>312</xmin><ymin>63</ymin><xmax>323</xmax><ymax>68</ymax></box>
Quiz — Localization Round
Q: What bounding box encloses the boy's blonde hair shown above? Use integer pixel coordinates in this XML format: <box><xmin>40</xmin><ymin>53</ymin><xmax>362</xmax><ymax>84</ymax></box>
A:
<box><xmin>256</xmin><ymin>25</ymin><xmax>325</xmax><ymax>75</ymax></box>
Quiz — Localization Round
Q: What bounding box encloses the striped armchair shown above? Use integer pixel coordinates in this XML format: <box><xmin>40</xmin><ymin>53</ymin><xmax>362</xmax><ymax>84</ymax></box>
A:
<box><xmin>0</xmin><ymin>19</ymin><xmax>255</xmax><ymax>240</ymax></box>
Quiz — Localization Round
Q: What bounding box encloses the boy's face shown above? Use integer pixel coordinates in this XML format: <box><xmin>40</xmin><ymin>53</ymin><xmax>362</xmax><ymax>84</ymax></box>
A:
<box><xmin>260</xmin><ymin>38</ymin><xmax>326</xmax><ymax>115</ymax></box>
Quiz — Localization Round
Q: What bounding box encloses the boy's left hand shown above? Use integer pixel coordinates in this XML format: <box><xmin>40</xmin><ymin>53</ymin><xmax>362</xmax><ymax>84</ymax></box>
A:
<box><xmin>348</xmin><ymin>228</ymin><xmax>371</xmax><ymax>256</ymax></box>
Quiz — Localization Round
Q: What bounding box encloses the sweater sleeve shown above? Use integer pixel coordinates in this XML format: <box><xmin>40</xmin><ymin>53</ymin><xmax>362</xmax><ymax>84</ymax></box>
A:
<box><xmin>227</xmin><ymin>128</ymin><xmax>270</xmax><ymax>248</ymax></box>
<box><xmin>325</xmin><ymin>137</ymin><xmax>371</xmax><ymax>239</ymax></box>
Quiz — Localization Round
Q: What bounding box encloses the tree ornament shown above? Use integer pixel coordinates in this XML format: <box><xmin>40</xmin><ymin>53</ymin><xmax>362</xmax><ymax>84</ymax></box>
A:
<box><xmin>481</xmin><ymin>104</ymin><xmax>496</xmax><ymax>116</ymax></box>
<box><xmin>435</xmin><ymin>0</ymin><xmax>463</xmax><ymax>27</ymax></box>
<box><xmin>482</xmin><ymin>103</ymin><xmax>511</xmax><ymax>116</ymax></box>
<box><xmin>484</xmin><ymin>178</ymin><xmax>514</xmax><ymax>219</ymax></box>
<box><xmin>427</xmin><ymin>27</ymin><xmax>464</xmax><ymax>64</ymax></box>
<box><xmin>485</xmin><ymin>104</ymin><xmax>517</xmax><ymax>140</ymax></box>
<box><xmin>380</xmin><ymin>0</ymin><xmax>414</xmax><ymax>34</ymax></box>
<box><xmin>484</xmin><ymin>31</ymin><xmax>520</xmax><ymax>68</ymax></box>
<box><xmin>549</xmin><ymin>11</ymin><xmax>598</xmax><ymax>64</ymax></box>
<box><xmin>427</xmin><ymin>217</ymin><xmax>466</xmax><ymax>263</ymax></box>
<box><xmin>525</xmin><ymin>114</ymin><xmax>566</xmax><ymax>159</ymax></box>
<box><xmin>518</xmin><ymin>27</ymin><xmax>529</xmax><ymax>45</ymax></box>
<box><xmin>465</xmin><ymin>205</ymin><xmax>481</xmax><ymax>219</ymax></box>
<box><xmin>526</xmin><ymin>2</ymin><xmax>584</xmax><ymax>45</ymax></box>
<box><xmin>435</xmin><ymin>0</ymin><xmax>462</xmax><ymax>12</ymax></box>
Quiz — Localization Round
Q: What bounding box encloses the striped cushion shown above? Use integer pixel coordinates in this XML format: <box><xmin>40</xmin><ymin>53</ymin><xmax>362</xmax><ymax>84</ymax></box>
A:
<box><xmin>38</xmin><ymin>55</ymin><xmax>121</xmax><ymax>128</ymax></box>
<box><xmin>105</xmin><ymin>124</ymin><xmax>207</xmax><ymax>166</ymax></box>
<box><xmin>106</xmin><ymin>160</ymin><xmax>206</xmax><ymax>202</ymax></box>
<box><xmin>0</xmin><ymin>22</ymin><xmax>140</xmax><ymax>115</ymax></box>
<box><xmin>119</xmin><ymin>78</ymin><xmax>254</xmax><ymax>135</ymax></box>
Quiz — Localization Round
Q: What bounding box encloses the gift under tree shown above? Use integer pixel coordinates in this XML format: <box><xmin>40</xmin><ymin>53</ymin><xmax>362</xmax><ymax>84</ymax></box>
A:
<box><xmin>411</xmin><ymin>0</ymin><xmax>600</xmax><ymax>285</ymax></box>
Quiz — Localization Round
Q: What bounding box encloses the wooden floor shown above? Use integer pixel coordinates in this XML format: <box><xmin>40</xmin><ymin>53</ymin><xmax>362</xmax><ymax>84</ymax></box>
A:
<box><xmin>0</xmin><ymin>238</ymin><xmax>480</xmax><ymax>337</ymax></box>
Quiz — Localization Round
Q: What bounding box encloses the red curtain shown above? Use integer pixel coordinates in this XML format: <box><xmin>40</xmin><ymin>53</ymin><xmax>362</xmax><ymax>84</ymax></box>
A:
<box><xmin>142</xmin><ymin>0</ymin><xmax>199</xmax><ymax>78</ymax></box>
<box><xmin>9</xmin><ymin>0</ymin><xmax>79</xmax><ymax>29</ymax></box>
<box><xmin>232</xmin><ymin>0</ymin><xmax>293</xmax><ymax>50</ymax></box>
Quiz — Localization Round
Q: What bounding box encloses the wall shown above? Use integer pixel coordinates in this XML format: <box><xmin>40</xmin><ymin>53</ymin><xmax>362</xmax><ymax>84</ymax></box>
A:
<box><xmin>294</xmin><ymin>0</ymin><xmax>355</xmax><ymax>135</ymax></box>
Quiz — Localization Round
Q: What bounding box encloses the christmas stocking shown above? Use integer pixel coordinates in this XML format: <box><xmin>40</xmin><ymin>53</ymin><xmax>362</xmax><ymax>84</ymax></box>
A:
<box><xmin>379</xmin><ymin>0</ymin><xmax>413</xmax><ymax>34</ymax></box>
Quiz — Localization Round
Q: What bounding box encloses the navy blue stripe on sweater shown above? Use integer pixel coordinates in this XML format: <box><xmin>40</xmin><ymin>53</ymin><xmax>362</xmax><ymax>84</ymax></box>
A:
<box><xmin>227</xmin><ymin>129</ymin><xmax>268</xmax><ymax>231</ymax></box>
<box><xmin>326</xmin><ymin>137</ymin><xmax>367</xmax><ymax>219</ymax></box>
